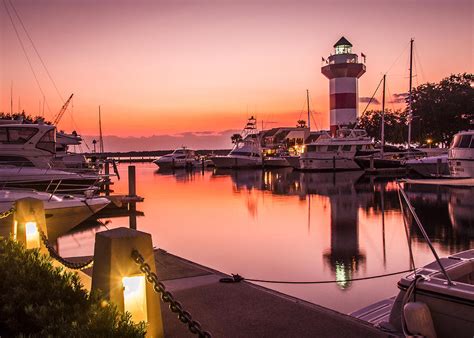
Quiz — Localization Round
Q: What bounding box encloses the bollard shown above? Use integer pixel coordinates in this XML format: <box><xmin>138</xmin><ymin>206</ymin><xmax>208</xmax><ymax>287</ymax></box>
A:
<box><xmin>104</xmin><ymin>160</ymin><xmax>111</xmax><ymax>196</ymax></box>
<box><xmin>332</xmin><ymin>156</ymin><xmax>336</xmax><ymax>171</ymax></box>
<box><xmin>128</xmin><ymin>165</ymin><xmax>136</xmax><ymax>197</ymax></box>
<box><xmin>436</xmin><ymin>158</ymin><xmax>442</xmax><ymax>177</ymax></box>
<box><xmin>91</xmin><ymin>227</ymin><xmax>163</xmax><ymax>337</ymax></box>
<box><xmin>370</xmin><ymin>155</ymin><xmax>375</xmax><ymax>170</ymax></box>
<box><xmin>11</xmin><ymin>198</ymin><xmax>48</xmax><ymax>254</ymax></box>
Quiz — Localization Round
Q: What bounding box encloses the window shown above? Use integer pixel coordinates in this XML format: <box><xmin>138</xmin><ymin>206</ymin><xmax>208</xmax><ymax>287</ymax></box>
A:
<box><xmin>459</xmin><ymin>135</ymin><xmax>472</xmax><ymax>148</ymax></box>
<box><xmin>0</xmin><ymin>127</ymin><xmax>37</xmax><ymax>144</ymax></box>
<box><xmin>0</xmin><ymin>155</ymin><xmax>34</xmax><ymax>167</ymax></box>
<box><xmin>335</xmin><ymin>45</ymin><xmax>352</xmax><ymax>54</ymax></box>
<box><xmin>327</xmin><ymin>145</ymin><xmax>339</xmax><ymax>152</ymax></box>
<box><xmin>36</xmin><ymin>129</ymin><xmax>55</xmax><ymax>153</ymax></box>
<box><xmin>342</xmin><ymin>145</ymin><xmax>352</xmax><ymax>151</ymax></box>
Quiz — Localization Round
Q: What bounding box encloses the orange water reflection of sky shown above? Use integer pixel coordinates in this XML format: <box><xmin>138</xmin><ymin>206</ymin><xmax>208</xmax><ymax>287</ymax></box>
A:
<box><xmin>0</xmin><ymin>0</ymin><xmax>472</xmax><ymax>137</ymax></box>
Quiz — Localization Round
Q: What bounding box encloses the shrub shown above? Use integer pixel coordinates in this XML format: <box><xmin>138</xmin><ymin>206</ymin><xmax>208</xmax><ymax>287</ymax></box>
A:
<box><xmin>0</xmin><ymin>237</ymin><xmax>146</xmax><ymax>337</ymax></box>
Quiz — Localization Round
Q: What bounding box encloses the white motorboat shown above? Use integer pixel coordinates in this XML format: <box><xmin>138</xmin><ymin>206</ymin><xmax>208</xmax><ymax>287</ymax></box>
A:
<box><xmin>0</xmin><ymin>189</ymin><xmax>110</xmax><ymax>240</ymax></box>
<box><xmin>211</xmin><ymin>135</ymin><xmax>263</xmax><ymax>169</ymax></box>
<box><xmin>0</xmin><ymin>167</ymin><xmax>101</xmax><ymax>192</ymax></box>
<box><xmin>299</xmin><ymin>128</ymin><xmax>375</xmax><ymax>171</ymax></box>
<box><xmin>352</xmin><ymin>183</ymin><xmax>474</xmax><ymax>337</ymax></box>
<box><xmin>448</xmin><ymin>130</ymin><xmax>474</xmax><ymax>178</ymax></box>
<box><xmin>0</xmin><ymin>122</ymin><xmax>56</xmax><ymax>168</ymax></box>
<box><xmin>263</xmin><ymin>156</ymin><xmax>290</xmax><ymax>168</ymax></box>
<box><xmin>153</xmin><ymin>147</ymin><xmax>209</xmax><ymax>169</ymax></box>
<box><xmin>406</xmin><ymin>153</ymin><xmax>449</xmax><ymax>177</ymax></box>
<box><xmin>210</xmin><ymin>116</ymin><xmax>263</xmax><ymax>169</ymax></box>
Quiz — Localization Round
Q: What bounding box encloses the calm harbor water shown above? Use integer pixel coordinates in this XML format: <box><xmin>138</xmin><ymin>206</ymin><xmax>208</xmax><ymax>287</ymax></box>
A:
<box><xmin>58</xmin><ymin>163</ymin><xmax>473</xmax><ymax>314</ymax></box>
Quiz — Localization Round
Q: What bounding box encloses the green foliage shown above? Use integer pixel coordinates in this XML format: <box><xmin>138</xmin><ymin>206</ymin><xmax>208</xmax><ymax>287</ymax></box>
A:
<box><xmin>357</xmin><ymin>109</ymin><xmax>408</xmax><ymax>144</ymax></box>
<box><xmin>357</xmin><ymin>73</ymin><xmax>474</xmax><ymax>147</ymax></box>
<box><xmin>296</xmin><ymin>120</ymin><xmax>306</xmax><ymax>128</ymax></box>
<box><xmin>0</xmin><ymin>237</ymin><xmax>146</xmax><ymax>337</ymax></box>
<box><xmin>231</xmin><ymin>133</ymin><xmax>243</xmax><ymax>144</ymax></box>
<box><xmin>410</xmin><ymin>73</ymin><xmax>473</xmax><ymax>147</ymax></box>
<box><xmin>0</xmin><ymin>111</ymin><xmax>51</xmax><ymax>124</ymax></box>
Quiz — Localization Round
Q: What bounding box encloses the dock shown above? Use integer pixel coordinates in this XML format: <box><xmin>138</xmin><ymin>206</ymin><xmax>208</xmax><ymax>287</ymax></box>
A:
<box><xmin>80</xmin><ymin>249</ymin><xmax>388</xmax><ymax>337</ymax></box>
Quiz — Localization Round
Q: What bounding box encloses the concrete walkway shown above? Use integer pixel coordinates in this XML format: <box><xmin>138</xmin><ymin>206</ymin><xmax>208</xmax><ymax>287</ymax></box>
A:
<box><xmin>79</xmin><ymin>249</ymin><xmax>389</xmax><ymax>337</ymax></box>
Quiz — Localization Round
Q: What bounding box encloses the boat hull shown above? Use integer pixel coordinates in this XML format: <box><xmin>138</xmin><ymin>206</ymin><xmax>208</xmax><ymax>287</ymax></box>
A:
<box><xmin>299</xmin><ymin>157</ymin><xmax>361</xmax><ymax>171</ymax></box>
<box><xmin>448</xmin><ymin>159</ymin><xmax>474</xmax><ymax>178</ymax></box>
<box><xmin>210</xmin><ymin>156</ymin><xmax>262</xmax><ymax>169</ymax></box>
<box><xmin>263</xmin><ymin>157</ymin><xmax>290</xmax><ymax>168</ymax></box>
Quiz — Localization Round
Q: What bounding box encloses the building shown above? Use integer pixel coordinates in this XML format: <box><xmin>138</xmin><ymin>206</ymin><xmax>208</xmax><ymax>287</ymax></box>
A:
<box><xmin>321</xmin><ymin>37</ymin><xmax>366</xmax><ymax>135</ymax></box>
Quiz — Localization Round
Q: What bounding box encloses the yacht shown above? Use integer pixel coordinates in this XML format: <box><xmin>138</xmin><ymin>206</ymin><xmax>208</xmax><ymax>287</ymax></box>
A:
<box><xmin>0</xmin><ymin>122</ymin><xmax>56</xmax><ymax>168</ymax></box>
<box><xmin>53</xmin><ymin>130</ymin><xmax>95</xmax><ymax>173</ymax></box>
<box><xmin>211</xmin><ymin>135</ymin><xmax>263</xmax><ymax>169</ymax></box>
<box><xmin>153</xmin><ymin>147</ymin><xmax>209</xmax><ymax>169</ymax></box>
<box><xmin>0</xmin><ymin>189</ymin><xmax>110</xmax><ymax>240</ymax></box>
<box><xmin>406</xmin><ymin>153</ymin><xmax>449</xmax><ymax>177</ymax></box>
<box><xmin>448</xmin><ymin>130</ymin><xmax>474</xmax><ymax>178</ymax></box>
<box><xmin>210</xmin><ymin>116</ymin><xmax>263</xmax><ymax>169</ymax></box>
<box><xmin>299</xmin><ymin>128</ymin><xmax>375</xmax><ymax>171</ymax></box>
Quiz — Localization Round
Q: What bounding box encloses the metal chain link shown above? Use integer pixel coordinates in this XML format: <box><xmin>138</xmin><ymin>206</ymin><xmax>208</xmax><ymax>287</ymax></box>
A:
<box><xmin>131</xmin><ymin>249</ymin><xmax>212</xmax><ymax>338</ymax></box>
<box><xmin>0</xmin><ymin>206</ymin><xmax>15</xmax><ymax>219</ymax></box>
<box><xmin>39</xmin><ymin>229</ymin><xmax>94</xmax><ymax>270</ymax></box>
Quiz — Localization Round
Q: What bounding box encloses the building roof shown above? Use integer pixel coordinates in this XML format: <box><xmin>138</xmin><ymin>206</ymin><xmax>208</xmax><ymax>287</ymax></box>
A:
<box><xmin>333</xmin><ymin>36</ymin><xmax>352</xmax><ymax>48</ymax></box>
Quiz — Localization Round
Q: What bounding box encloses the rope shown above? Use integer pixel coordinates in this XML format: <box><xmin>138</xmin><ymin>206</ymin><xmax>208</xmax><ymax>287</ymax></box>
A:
<box><xmin>220</xmin><ymin>268</ymin><xmax>416</xmax><ymax>284</ymax></box>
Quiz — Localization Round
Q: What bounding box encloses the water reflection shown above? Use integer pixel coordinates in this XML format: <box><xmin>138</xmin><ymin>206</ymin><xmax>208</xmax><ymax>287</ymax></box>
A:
<box><xmin>56</xmin><ymin>164</ymin><xmax>473</xmax><ymax>313</ymax></box>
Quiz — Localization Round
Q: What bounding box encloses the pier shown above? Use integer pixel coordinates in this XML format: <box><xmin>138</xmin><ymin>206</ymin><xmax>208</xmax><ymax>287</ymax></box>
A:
<box><xmin>77</xmin><ymin>245</ymin><xmax>387</xmax><ymax>337</ymax></box>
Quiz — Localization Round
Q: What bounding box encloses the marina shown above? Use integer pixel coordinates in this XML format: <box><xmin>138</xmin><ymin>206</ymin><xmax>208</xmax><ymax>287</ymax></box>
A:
<box><xmin>0</xmin><ymin>0</ymin><xmax>472</xmax><ymax>336</ymax></box>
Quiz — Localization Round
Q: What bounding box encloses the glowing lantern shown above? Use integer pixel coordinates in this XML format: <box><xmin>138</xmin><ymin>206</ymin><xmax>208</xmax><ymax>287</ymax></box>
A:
<box><xmin>123</xmin><ymin>275</ymin><xmax>148</xmax><ymax>323</ymax></box>
<box><xmin>11</xmin><ymin>198</ymin><xmax>48</xmax><ymax>254</ymax></box>
<box><xmin>91</xmin><ymin>227</ymin><xmax>164</xmax><ymax>337</ymax></box>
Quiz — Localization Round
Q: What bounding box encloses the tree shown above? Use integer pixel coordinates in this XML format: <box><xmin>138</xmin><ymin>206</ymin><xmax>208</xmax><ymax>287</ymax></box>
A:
<box><xmin>296</xmin><ymin>120</ymin><xmax>306</xmax><ymax>128</ymax></box>
<box><xmin>357</xmin><ymin>109</ymin><xmax>407</xmax><ymax>144</ymax></box>
<box><xmin>409</xmin><ymin>73</ymin><xmax>473</xmax><ymax>147</ymax></box>
<box><xmin>231</xmin><ymin>133</ymin><xmax>242</xmax><ymax>144</ymax></box>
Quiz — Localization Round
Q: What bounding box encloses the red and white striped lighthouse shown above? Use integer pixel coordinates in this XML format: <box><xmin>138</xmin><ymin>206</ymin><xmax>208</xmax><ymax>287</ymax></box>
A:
<box><xmin>321</xmin><ymin>37</ymin><xmax>366</xmax><ymax>135</ymax></box>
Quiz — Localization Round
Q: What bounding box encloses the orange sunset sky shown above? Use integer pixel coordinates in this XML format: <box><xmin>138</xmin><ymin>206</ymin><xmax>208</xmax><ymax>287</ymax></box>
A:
<box><xmin>0</xmin><ymin>0</ymin><xmax>472</xmax><ymax>140</ymax></box>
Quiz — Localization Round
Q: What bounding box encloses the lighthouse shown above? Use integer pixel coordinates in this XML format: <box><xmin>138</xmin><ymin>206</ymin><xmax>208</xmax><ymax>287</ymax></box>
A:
<box><xmin>321</xmin><ymin>37</ymin><xmax>366</xmax><ymax>135</ymax></box>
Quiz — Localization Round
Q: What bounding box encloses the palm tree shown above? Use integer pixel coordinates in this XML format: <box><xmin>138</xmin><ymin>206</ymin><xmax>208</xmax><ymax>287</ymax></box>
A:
<box><xmin>297</xmin><ymin>120</ymin><xmax>306</xmax><ymax>128</ymax></box>
<box><xmin>231</xmin><ymin>133</ymin><xmax>243</xmax><ymax>144</ymax></box>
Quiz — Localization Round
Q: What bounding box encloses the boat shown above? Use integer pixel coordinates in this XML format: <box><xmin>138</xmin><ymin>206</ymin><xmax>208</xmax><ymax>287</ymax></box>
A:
<box><xmin>0</xmin><ymin>167</ymin><xmax>101</xmax><ymax>192</ymax></box>
<box><xmin>210</xmin><ymin>116</ymin><xmax>263</xmax><ymax>169</ymax></box>
<box><xmin>406</xmin><ymin>153</ymin><xmax>449</xmax><ymax>177</ymax></box>
<box><xmin>0</xmin><ymin>189</ymin><xmax>110</xmax><ymax>240</ymax></box>
<box><xmin>153</xmin><ymin>147</ymin><xmax>210</xmax><ymax>170</ymax></box>
<box><xmin>299</xmin><ymin>128</ymin><xmax>375</xmax><ymax>171</ymax></box>
<box><xmin>354</xmin><ymin>146</ymin><xmax>426</xmax><ymax>170</ymax></box>
<box><xmin>351</xmin><ymin>182</ymin><xmax>474</xmax><ymax>337</ymax></box>
<box><xmin>263</xmin><ymin>156</ymin><xmax>290</xmax><ymax>168</ymax></box>
<box><xmin>448</xmin><ymin>130</ymin><xmax>474</xmax><ymax>178</ymax></box>
<box><xmin>0</xmin><ymin>121</ymin><xmax>56</xmax><ymax>168</ymax></box>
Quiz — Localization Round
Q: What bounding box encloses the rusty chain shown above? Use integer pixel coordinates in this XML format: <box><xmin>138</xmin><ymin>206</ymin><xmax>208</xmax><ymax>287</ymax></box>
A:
<box><xmin>39</xmin><ymin>229</ymin><xmax>94</xmax><ymax>270</ymax></box>
<box><xmin>0</xmin><ymin>206</ymin><xmax>15</xmax><ymax>219</ymax></box>
<box><xmin>131</xmin><ymin>249</ymin><xmax>212</xmax><ymax>338</ymax></box>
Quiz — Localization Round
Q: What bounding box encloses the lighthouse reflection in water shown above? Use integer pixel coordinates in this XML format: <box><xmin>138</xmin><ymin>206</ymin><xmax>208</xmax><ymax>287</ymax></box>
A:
<box><xmin>57</xmin><ymin>164</ymin><xmax>474</xmax><ymax>313</ymax></box>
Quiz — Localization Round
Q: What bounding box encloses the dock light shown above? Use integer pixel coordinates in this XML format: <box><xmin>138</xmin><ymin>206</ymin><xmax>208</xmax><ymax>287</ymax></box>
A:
<box><xmin>91</xmin><ymin>227</ymin><xmax>164</xmax><ymax>337</ymax></box>
<box><xmin>25</xmin><ymin>221</ymin><xmax>40</xmax><ymax>249</ymax></box>
<box><xmin>427</xmin><ymin>138</ymin><xmax>433</xmax><ymax>148</ymax></box>
<box><xmin>122</xmin><ymin>275</ymin><xmax>148</xmax><ymax>323</ymax></box>
<box><xmin>11</xmin><ymin>198</ymin><xmax>48</xmax><ymax>254</ymax></box>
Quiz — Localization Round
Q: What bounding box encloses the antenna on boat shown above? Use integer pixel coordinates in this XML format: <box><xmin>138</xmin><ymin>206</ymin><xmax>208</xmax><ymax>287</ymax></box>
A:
<box><xmin>396</xmin><ymin>181</ymin><xmax>454</xmax><ymax>285</ymax></box>
<box><xmin>407</xmin><ymin>38</ymin><xmax>414</xmax><ymax>150</ymax></box>
<box><xmin>381</xmin><ymin>74</ymin><xmax>386</xmax><ymax>157</ymax></box>
<box><xmin>306</xmin><ymin>89</ymin><xmax>311</xmax><ymax>130</ymax></box>
<box><xmin>98</xmin><ymin>105</ymin><xmax>104</xmax><ymax>153</ymax></box>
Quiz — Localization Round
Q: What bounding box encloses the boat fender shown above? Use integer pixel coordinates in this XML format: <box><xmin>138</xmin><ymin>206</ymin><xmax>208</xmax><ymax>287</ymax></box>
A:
<box><xmin>403</xmin><ymin>302</ymin><xmax>437</xmax><ymax>338</ymax></box>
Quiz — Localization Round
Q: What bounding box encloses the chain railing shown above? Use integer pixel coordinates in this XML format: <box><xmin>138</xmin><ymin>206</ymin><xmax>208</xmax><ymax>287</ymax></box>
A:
<box><xmin>0</xmin><ymin>206</ymin><xmax>15</xmax><ymax>219</ymax></box>
<box><xmin>39</xmin><ymin>229</ymin><xmax>94</xmax><ymax>270</ymax></box>
<box><xmin>131</xmin><ymin>249</ymin><xmax>212</xmax><ymax>338</ymax></box>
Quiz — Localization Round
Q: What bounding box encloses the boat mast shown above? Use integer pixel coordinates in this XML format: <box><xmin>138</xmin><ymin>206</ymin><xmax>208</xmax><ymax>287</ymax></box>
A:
<box><xmin>98</xmin><ymin>105</ymin><xmax>104</xmax><ymax>153</ymax></box>
<box><xmin>407</xmin><ymin>38</ymin><xmax>414</xmax><ymax>149</ymax></box>
<box><xmin>306</xmin><ymin>89</ymin><xmax>311</xmax><ymax>130</ymax></box>
<box><xmin>10</xmin><ymin>81</ymin><xmax>13</xmax><ymax>114</ymax></box>
<box><xmin>381</xmin><ymin>74</ymin><xmax>386</xmax><ymax>156</ymax></box>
